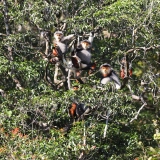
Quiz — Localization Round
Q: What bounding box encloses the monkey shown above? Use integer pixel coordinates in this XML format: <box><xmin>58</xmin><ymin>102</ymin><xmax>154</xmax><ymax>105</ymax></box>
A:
<box><xmin>53</xmin><ymin>31</ymin><xmax>75</xmax><ymax>54</ymax></box>
<box><xmin>71</xmin><ymin>85</ymin><xmax>80</xmax><ymax>91</ymax></box>
<box><xmin>99</xmin><ymin>63</ymin><xmax>121</xmax><ymax>90</ymax></box>
<box><xmin>59</xmin><ymin>102</ymin><xmax>90</xmax><ymax>133</ymax></box>
<box><xmin>120</xmin><ymin>57</ymin><xmax>132</xmax><ymax>79</ymax></box>
<box><xmin>51</xmin><ymin>31</ymin><xmax>75</xmax><ymax>63</ymax></box>
<box><xmin>49</xmin><ymin>31</ymin><xmax>76</xmax><ymax>89</ymax></box>
<box><xmin>120</xmin><ymin>68</ymin><xmax>125</xmax><ymax>79</ymax></box>
<box><xmin>120</xmin><ymin>67</ymin><xmax>132</xmax><ymax>79</ymax></box>
<box><xmin>71</xmin><ymin>54</ymin><xmax>96</xmax><ymax>73</ymax></box>
<box><xmin>69</xmin><ymin>102</ymin><xmax>90</xmax><ymax>120</ymax></box>
<box><xmin>59</xmin><ymin>124</ymin><xmax>72</xmax><ymax>134</ymax></box>
<box><xmin>69</xmin><ymin>102</ymin><xmax>77</xmax><ymax>119</ymax></box>
<box><xmin>72</xmin><ymin>32</ymin><xmax>94</xmax><ymax>66</ymax></box>
<box><xmin>70</xmin><ymin>32</ymin><xmax>96</xmax><ymax>82</ymax></box>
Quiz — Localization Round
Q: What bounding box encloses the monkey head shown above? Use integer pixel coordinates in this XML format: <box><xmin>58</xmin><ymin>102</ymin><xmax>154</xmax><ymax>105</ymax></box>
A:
<box><xmin>100</xmin><ymin>64</ymin><xmax>112</xmax><ymax>77</ymax></box>
<box><xmin>80</xmin><ymin>40</ymin><xmax>91</xmax><ymax>50</ymax></box>
<box><xmin>54</xmin><ymin>31</ymin><xmax>64</xmax><ymax>42</ymax></box>
<box><xmin>72</xmin><ymin>85</ymin><xmax>79</xmax><ymax>91</ymax></box>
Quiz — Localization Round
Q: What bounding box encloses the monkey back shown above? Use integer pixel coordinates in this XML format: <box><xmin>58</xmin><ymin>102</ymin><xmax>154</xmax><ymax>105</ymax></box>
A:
<box><xmin>76</xmin><ymin>50</ymin><xmax>91</xmax><ymax>64</ymax></box>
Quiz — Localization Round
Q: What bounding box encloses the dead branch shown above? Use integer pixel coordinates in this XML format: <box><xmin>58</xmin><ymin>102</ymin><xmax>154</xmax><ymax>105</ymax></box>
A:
<box><xmin>130</xmin><ymin>101</ymin><xmax>147</xmax><ymax>123</ymax></box>
<box><xmin>126</xmin><ymin>84</ymin><xmax>148</xmax><ymax>123</ymax></box>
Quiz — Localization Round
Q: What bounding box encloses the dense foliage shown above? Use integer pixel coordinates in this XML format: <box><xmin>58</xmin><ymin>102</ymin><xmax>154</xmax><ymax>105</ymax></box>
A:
<box><xmin>0</xmin><ymin>0</ymin><xmax>160</xmax><ymax>159</ymax></box>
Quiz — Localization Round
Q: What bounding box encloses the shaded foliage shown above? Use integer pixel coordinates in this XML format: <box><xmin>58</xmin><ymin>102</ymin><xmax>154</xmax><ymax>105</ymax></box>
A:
<box><xmin>0</xmin><ymin>0</ymin><xmax>160</xmax><ymax>159</ymax></box>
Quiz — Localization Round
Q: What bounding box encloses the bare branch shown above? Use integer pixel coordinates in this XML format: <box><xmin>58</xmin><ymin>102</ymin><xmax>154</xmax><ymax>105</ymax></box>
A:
<box><xmin>0</xmin><ymin>33</ymin><xmax>7</xmax><ymax>36</ymax></box>
<box><xmin>45</xmin><ymin>38</ymin><xmax>49</xmax><ymax>56</ymax></box>
<box><xmin>125</xmin><ymin>45</ymin><xmax>160</xmax><ymax>54</ymax></box>
<box><xmin>131</xmin><ymin>95</ymin><xmax>141</xmax><ymax>100</ymax></box>
<box><xmin>126</xmin><ymin>83</ymin><xmax>148</xmax><ymax>123</ymax></box>
<box><xmin>130</xmin><ymin>102</ymin><xmax>147</xmax><ymax>123</ymax></box>
<box><xmin>60</xmin><ymin>22</ymin><xmax>67</xmax><ymax>31</ymax></box>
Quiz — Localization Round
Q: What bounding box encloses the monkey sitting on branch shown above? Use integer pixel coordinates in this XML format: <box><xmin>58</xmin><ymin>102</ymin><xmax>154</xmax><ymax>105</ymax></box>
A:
<box><xmin>66</xmin><ymin>32</ymin><xmax>96</xmax><ymax>87</ymax></box>
<box><xmin>99</xmin><ymin>63</ymin><xmax>121</xmax><ymax>90</ymax></box>
<box><xmin>69</xmin><ymin>102</ymin><xmax>91</xmax><ymax>121</ymax></box>
<box><xmin>50</xmin><ymin>31</ymin><xmax>75</xmax><ymax>63</ymax></box>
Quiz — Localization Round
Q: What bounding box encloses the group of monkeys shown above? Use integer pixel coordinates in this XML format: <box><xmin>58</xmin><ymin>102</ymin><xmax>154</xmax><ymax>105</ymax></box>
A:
<box><xmin>51</xmin><ymin>31</ymin><xmax>124</xmax><ymax>88</ymax></box>
<box><xmin>50</xmin><ymin>30</ymin><xmax>132</xmax><ymax>122</ymax></box>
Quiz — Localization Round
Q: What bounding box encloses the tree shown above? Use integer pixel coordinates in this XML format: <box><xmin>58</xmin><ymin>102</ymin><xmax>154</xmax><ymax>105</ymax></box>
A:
<box><xmin>0</xmin><ymin>0</ymin><xmax>160</xmax><ymax>159</ymax></box>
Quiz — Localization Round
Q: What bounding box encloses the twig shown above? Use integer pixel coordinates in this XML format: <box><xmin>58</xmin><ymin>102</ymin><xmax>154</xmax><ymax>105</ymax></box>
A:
<box><xmin>0</xmin><ymin>33</ymin><xmax>7</xmax><ymax>36</ymax></box>
<box><xmin>126</xmin><ymin>84</ymin><xmax>147</xmax><ymax>123</ymax></box>
<box><xmin>125</xmin><ymin>45</ymin><xmax>160</xmax><ymax>54</ymax></box>
<box><xmin>60</xmin><ymin>22</ymin><xmax>67</xmax><ymax>31</ymax></box>
<box><xmin>45</xmin><ymin>38</ymin><xmax>49</xmax><ymax>56</ymax></box>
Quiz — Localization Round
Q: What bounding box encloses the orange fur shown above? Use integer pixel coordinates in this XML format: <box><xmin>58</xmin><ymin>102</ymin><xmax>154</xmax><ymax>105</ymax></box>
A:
<box><xmin>100</xmin><ymin>66</ymin><xmax>111</xmax><ymax>77</ymax></box>
<box><xmin>72</xmin><ymin>86</ymin><xmax>79</xmax><ymax>91</ymax></box>
<box><xmin>120</xmin><ymin>69</ymin><xmax>132</xmax><ymax>79</ymax></box>
<box><xmin>129</xmin><ymin>69</ymin><xmax>132</xmax><ymax>76</ymax></box>
<box><xmin>88</xmin><ymin>63</ymin><xmax>96</xmax><ymax>74</ymax></box>
<box><xmin>52</xmin><ymin>48</ymin><xmax>58</xmax><ymax>56</ymax></box>
<box><xmin>120</xmin><ymin>69</ymin><xmax>125</xmax><ymax>79</ymax></box>
<box><xmin>69</xmin><ymin>103</ymin><xmax>77</xmax><ymax>118</ymax></box>
<box><xmin>81</xmin><ymin>41</ymin><xmax>91</xmax><ymax>49</ymax></box>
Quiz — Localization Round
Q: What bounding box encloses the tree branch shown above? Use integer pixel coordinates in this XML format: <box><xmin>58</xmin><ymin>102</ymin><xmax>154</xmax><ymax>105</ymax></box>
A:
<box><xmin>130</xmin><ymin>101</ymin><xmax>147</xmax><ymax>123</ymax></box>
<box><xmin>125</xmin><ymin>45</ymin><xmax>160</xmax><ymax>54</ymax></box>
